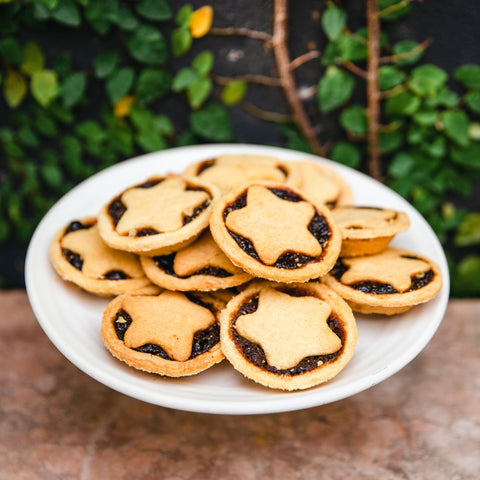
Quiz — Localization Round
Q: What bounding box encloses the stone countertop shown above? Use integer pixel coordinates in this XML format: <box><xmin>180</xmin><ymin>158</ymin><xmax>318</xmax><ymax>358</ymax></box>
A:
<box><xmin>1</xmin><ymin>290</ymin><xmax>479</xmax><ymax>480</ymax></box>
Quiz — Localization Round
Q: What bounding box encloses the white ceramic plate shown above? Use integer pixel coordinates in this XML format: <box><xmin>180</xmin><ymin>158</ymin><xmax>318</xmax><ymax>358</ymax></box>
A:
<box><xmin>25</xmin><ymin>144</ymin><xmax>449</xmax><ymax>415</ymax></box>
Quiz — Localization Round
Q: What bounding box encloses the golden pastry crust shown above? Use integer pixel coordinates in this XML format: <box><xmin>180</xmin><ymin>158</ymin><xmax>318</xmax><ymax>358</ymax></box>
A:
<box><xmin>210</xmin><ymin>181</ymin><xmax>342</xmax><ymax>282</ymax></box>
<box><xmin>50</xmin><ymin>217</ymin><xmax>159</xmax><ymax>297</ymax></box>
<box><xmin>332</xmin><ymin>206</ymin><xmax>410</xmax><ymax>257</ymax></box>
<box><xmin>322</xmin><ymin>247</ymin><xmax>443</xmax><ymax>313</ymax></box>
<box><xmin>290</xmin><ymin>160</ymin><xmax>353</xmax><ymax>208</ymax></box>
<box><xmin>101</xmin><ymin>291</ymin><xmax>224</xmax><ymax>377</ymax></box>
<box><xmin>140</xmin><ymin>230</ymin><xmax>252</xmax><ymax>291</ymax></box>
<box><xmin>97</xmin><ymin>175</ymin><xmax>220</xmax><ymax>256</ymax></box>
<box><xmin>219</xmin><ymin>281</ymin><xmax>358</xmax><ymax>391</ymax></box>
<box><xmin>183</xmin><ymin>154</ymin><xmax>301</xmax><ymax>193</ymax></box>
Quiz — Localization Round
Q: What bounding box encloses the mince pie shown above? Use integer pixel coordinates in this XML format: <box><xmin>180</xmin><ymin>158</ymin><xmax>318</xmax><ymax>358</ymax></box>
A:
<box><xmin>140</xmin><ymin>230</ymin><xmax>252</xmax><ymax>291</ymax></box>
<box><xmin>291</xmin><ymin>160</ymin><xmax>353</xmax><ymax>208</ymax></box>
<box><xmin>97</xmin><ymin>175</ymin><xmax>220</xmax><ymax>256</ymax></box>
<box><xmin>322</xmin><ymin>247</ymin><xmax>442</xmax><ymax>315</ymax></box>
<box><xmin>331</xmin><ymin>206</ymin><xmax>410</xmax><ymax>257</ymax></box>
<box><xmin>219</xmin><ymin>280</ymin><xmax>358</xmax><ymax>390</ymax></box>
<box><xmin>183</xmin><ymin>154</ymin><xmax>301</xmax><ymax>193</ymax></box>
<box><xmin>50</xmin><ymin>217</ymin><xmax>159</xmax><ymax>296</ymax></box>
<box><xmin>210</xmin><ymin>181</ymin><xmax>342</xmax><ymax>282</ymax></box>
<box><xmin>101</xmin><ymin>290</ymin><xmax>224</xmax><ymax>376</ymax></box>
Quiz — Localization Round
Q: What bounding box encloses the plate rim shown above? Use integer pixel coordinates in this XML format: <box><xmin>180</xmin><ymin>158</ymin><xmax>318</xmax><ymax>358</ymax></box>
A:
<box><xmin>25</xmin><ymin>143</ymin><xmax>450</xmax><ymax>415</ymax></box>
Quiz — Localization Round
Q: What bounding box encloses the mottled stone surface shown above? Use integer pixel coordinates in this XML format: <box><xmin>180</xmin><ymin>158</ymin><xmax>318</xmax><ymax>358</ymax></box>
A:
<box><xmin>1</xmin><ymin>290</ymin><xmax>479</xmax><ymax>480</ymax></box>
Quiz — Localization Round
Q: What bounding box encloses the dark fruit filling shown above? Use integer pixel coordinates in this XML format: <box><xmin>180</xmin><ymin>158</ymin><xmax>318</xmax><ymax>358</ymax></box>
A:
<box><xmin>331</xmin><ymin>259</ymin><xmax>435</xmax><ymax>293</ymax></box>
<box><xmin>62</xmin><ymin>248</ymin><xmax>83</xmax><ymax>270</ymax></box>
<box><xmin>224</xmin><ymin>188</ymin><xmax>331</xmax><ymax>269</ymax></box>
<box><xmin>197</xmin><ymin>159</ymin><xmax>216</xmax><ymax>174</ymax></box>
<box><xmin>231</xmin><ymin>291</ymin><xmax>344</xmax><ymax>375</ymax></box>
<box><xmin>137</xmin><ymin>179</ymin><xmax>163</xmax><ymax>188</ymax></box>
<box><xmin>183</xmin><ymin>199</ymin><xmax>210</xmax><ymax>225</ymax></box>
<box><xmin>136</xmin><ymin>228</ymin><xmax>159</xmax><ymax>237</ymax></box>
<box><xmin>153</xmin><ymin>253</ymin><xmax>232</xmax><ymax>278</ymax></box>
<box><xmin>108</xmin><ymin>198</ymin><xmax>126</xmax><ymax>227</ymax></box>
<box><xmin>114</xmin><ymin>302</ymin><xmax>220</xmax><ymax>360</ymax></box>
<box><xmin>103</xmin><ymin>270</ymin><xmax>130</xmax><ymax>280</ymax></box>
<box><xmin>65</xmin><ymin>220</ymin><xmax>93</xmax><ymax>234</ymax></box>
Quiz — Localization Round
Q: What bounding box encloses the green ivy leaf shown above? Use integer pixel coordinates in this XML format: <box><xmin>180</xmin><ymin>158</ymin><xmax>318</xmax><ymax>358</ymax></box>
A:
<box><xmin>93</xmin><ymin>51</ymin><xmax>119</xmax><ymax>79</ymax></box>
<box><xmin>192</xmin><ymin>51</ymin><xmax>214</xmax><ymax>76</ymax></box>
<box><xmin>171</xmin><ymin>27</ymin><xmax>192</xmax><ymax>57</ymax></box>
<box><xmin>442</xmin><ymin>110</ymin><xmax>470</xmax><ymax>147</ymax></box>
<box><xmin>385</xmin><ymin>91</ymin><xmax>420</xmax><ymax>116</ymax></box>
<box><xmin>424</xmin><ymin>86</ymin><xmax>459</xmax><ymax>109</ymax></box>
<box><xmin>317</xmin><ymin>66</ymin><xmax>355</xmax><ymax>113</ymax></box>
<box><xmin>340</xmin><ymin>105</ymin><xmax>367</xmax><ymax>136</ymax></box>
<box><xmin>172</xmin><ymin>67</ymin><xmax>199</xmax><ymax>92</ymax></box>
<box><xmin>379</xmin><ymin>130</ymin><xmax>403</xmax><ymax>153</ymax></box>
<box><xmin>388</xmin><ymin>152</ymin><xmax>415</xmax><ymax>178</ymax></box>
<box><xmin>451</xmin><ymin>142</ymin><xmax>480</xmax><ymax>170</ymax></box>
<box><xmin>112</xmin><ymin>8</ymin><xmax>139</xmax><ymax>31</ymax></box>
<box><xmin>175</xmin><ymin>4</ymin><xmax>193</xmax><ymax>27</ymax></box>
<box><xmin>39</xmin><ymin>0</ymin><xmax>59</xmax><ymax>9</ymax></box>
<box><xmin>454</xmin><ymin>213</ymin><xmax>480</xmax><ymax>246</ymax></box>
<box><xmin>187</xmin><ymin>77</ymin><xmax>212</xmax><ymax>109</ymax></box>
<box><xmin>412</xmin><ymin>109</ymin><xmax>438</xmax><ymax>127</ymax></box>
<box><xmin>190</xmin><ymin>103</ymin><xmax>232</xmax><ymax>141</ymax></box>
<box><xmin>330</xmin><ymin>142</ymin><xmax>361</xmax><ymax>168</ymax></box>
<box><xmin>61</xmin><ymin>72</ymin><xmax>87</xmax><ymax>108</ymax></box>
<box><xmin>21</xmin><ymin>42</ymin><xmax>45</xmax><ymax>75</ymax></box>
<box><xmin>452</xmin><ymin>255</ymin><xmax>480</xmax><ymax>297</ymax></box>
<box><xmin>130</xmin><ymin>107</ymin><xmax>155</xmax><ymax>131</ymax></box>
<box><xmin>31</xmin><ymin>70</ymin><xmax>58</xmax><ymax>106</ymax></box>
<box><xmin>422</xmin><ymin>136</ymin><xmax>446</xmax><ymax>159</ymax></box>
<box><xmin>75</xmin><ymin>121</ymin><xmax>105</xmax><ymax>143</ymax></box>
<box><xmin>135</xmin><ymin>0</ymin><xmax>172</xmax><ymax>21</ymax></box>
<box><xmin>106</xmin><ymin>67</ymin><xmax>134</xmax><ymax>103</ymax></box>
<box><xmin>321</xmin><ymin>6</ymin><xmax>346</xmax><ymax>41</ymax></box>
<box><xmin>135</xmin><ymin>69</ymin><xmax>170</xmax><ymax>104</ymax></box>
<box><xmin>454</xmin><ymin>64</ymin><xmax>480</xmax><ymax>90</ymax></box>
<box><xmin>126</xmin><ymin>24</ymin><xmax>167</xmax><ymax>65</ymax></box>
<box><xmin>51</xmin><ymin>0</ymin><xmax>81</xmax><ymax>26</ymax></box>
<box><xmin>336</xmin><ymin>32</ymin><xmax>367</xmax><ymax>62</ymax></box>
<box><xmin>378</xmin><ymin>66</ymin><xmax>405</xmax><ymax>91</ymax></box>
<box><xmin>408</xmin><ymin>64</ymin><xmax>448</xmax><ymax>97</ymax></box>
<box><xmin>379</xmin><ymin>0</ymin><xmax>411</xmax><ymax>20</ymax></box>
<box><xmin>34</xmin><ymin>109</ymin><xmax>58</xmax><ymax>136</ymax></box>
<box><xmin>17</xmin><ymin>125</ymin><xmax>39</xmax><ymax>148</ymax></box>
<box><xmin>221</xmin><ymin>79</ymin><xmax>247</xmax><ymax>106</ymax></box>
<box><xmin>465</xmin><ymin>91</ymin><xmax>480</xmax><ymax>114</ymax></box>
<box><xmin>4</xmin><ymin>70</ymin><xmax>27</xmax><ymax>108</ymax></box>
<box><xmin>393</xmin><ymin>40</ymin><xmax>425</xmax><ymax>66</ymax></box>
<box><xmin>153</xmin><ymin>115</ymin><xmax>174</xmax><ymax>136</ymax></box>
<box><xmin>41</xmin><ymin>163</ymin><xmax>63</xmax><ymax>189</ymax></box>
<box><xmin>136</xmin><ymin>131</ymin><xmax>167</xmax><ymax>152</ymax></box>
<box><xmin>0</xmin><ymin>37</ymin><xmax>23</xmax><ymax>66</ymax></box>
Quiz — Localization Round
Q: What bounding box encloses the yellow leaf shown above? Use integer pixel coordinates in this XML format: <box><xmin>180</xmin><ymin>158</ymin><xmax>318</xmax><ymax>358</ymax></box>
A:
<box><xmin>114</xmin><ymin>95</ymin><xmax>135</xmax><ymax>118</ymax></box>
<box><xmin>21</xmin><ymin>42</ymin><xmax>45</xmax><ymax>76</ymax></box>
<box><xmin>4</xmin><ymin>70</ymin><xmax>27</xmax><ymax>108</ymax></box>
<box><xmin>189</xmin><ymin>6</ymin><xmax>213</xmax><ymax>38</ymax></box>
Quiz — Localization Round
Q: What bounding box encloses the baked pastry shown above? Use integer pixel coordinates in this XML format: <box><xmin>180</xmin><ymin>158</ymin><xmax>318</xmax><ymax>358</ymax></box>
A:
<box><xmin>97</xmin><ymin>175</ymin><xmax>220</xmax><ymax>256</ymax></box>
<box><xmin>210</xmin><ymin>181</ymin><xmax>342</xmax><ymax>282</ymax></box>
<box><xmin>219</xmin><ymin>280</ymin><xmax>358</xmax><ymax>390</ymax></box>
<box><xmin>331</xmin><ymin>206</ymin><xmax>410</xmax><ymax>257</ymax></box>
<box><xmin>183</xmin><ymin>154</ymin><xmax>301</xmax><ymax>193</ymax></box>
<box><xmin>101</xmin><ymin>290</ymin><xmax>224</xmax><ymax>376</ymax></box>
<box><xmin>140</xmin><ymin>230</ymin><xmax>252</xmax><ymax>291</ymax></box>
<box><xmin>50</xmin><ymin>217</ymin><xmax>159</xmax><ymax>296</ymax></box>
<box><xmin>322</xmin><ymin>247</ymin><xmax>442</xmax><ymax>315</ymax></box>
<box><xmin>291</xmin><ymin>160</ymin><xmax>353</xmax><ymax>208</ymax></box>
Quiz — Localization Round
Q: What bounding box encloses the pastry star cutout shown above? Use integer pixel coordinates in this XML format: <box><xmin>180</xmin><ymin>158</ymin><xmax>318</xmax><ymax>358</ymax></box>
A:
<box><xmin>173</xmin><ymin>230</ymin><xmax>240</xmax><ymax>276</ymax></box>
<box><xmin>62</xmin><ymin>224</ymin><xmax>143</xmax><ymax>278</ymax></box>
<box><xmin>235</xmin><ymin>288</ymin><xmax>341</xmax><ymax>370</ymax></box>
<box><xmin>299</xmin><ymin>163</ymin><xmax>341</xmax><ymax>205</ymax></box>
<box><xmin>341</xmin><ymin>248</ymin><xmax>430</xmax><ymax>291</ymax></box>
<box><xmin>122</xmin><ymin>291</ymin><xmax>216</xmax><ymax>361</ymax></box>
<box><xmin>333</xmin><ymin>208</ymin><xmax>396</xmax><ymax>230</ymax></box>
<box><xmin>225</xmin><ymin>185</ymin><xmax>322</xmax><ymax>265</ymax></box>
<box><xmin>116</xmin><ymin>177</ymin><xmax>210</xmax><ymax>235</ymax></box>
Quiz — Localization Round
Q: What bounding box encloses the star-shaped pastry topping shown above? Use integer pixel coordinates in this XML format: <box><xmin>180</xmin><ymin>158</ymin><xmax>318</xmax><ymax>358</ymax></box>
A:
<box><xmin>115</xmin><ymin>177</ymin><xmax>210</xmax><ymax>236</ymax></box>
<box><xmin>298</xmin><ymin>162</ymin><xmax>341</xmax><ymax>206</ymax></box>
<box><xmin>225</xmin><ymin>185</ymin><xmax>322</xmax><ymax>265</ymax></box>
<box><xmin>235</xmin><ymin>288</ymin><xmax>341</xmax><ymax>370</ymax></box>
<box><xmin>61</xmin><ymin>224</ymin><xmax>144</xmax><ymax>278</ymax></box>
<box><xmin>122</xmin><ymin>291</ymin><xmax>216</xmax><ymax>361</ymax></box>
<box><xmin>173</xmin><ymin>230</ymin><xmax>241</xmax><ymax>276</ymax></box>
<box><xmin>333</xmin><ymin>207</ymin><xmax>396</xmax><ymax>230</ymax></box>
<box><xmin>341</xmin><ymin>248</ymin><xmax>431</xmax><ymax>291</ymax></box>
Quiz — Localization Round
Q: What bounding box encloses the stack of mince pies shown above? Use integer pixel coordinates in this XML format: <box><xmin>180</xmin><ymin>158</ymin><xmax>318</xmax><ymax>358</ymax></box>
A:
<box><xmin>49</xmin><ymin>154</ymin><xmax>442</xmax><ymax>391</ymax></box>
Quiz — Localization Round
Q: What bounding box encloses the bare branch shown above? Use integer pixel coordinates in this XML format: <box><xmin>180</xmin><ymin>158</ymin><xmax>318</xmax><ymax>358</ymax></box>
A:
<box><xmin>379</xmin><ymin>84</ymin><xmax>407</xmax><ymax>98</ymax></box>
<box><xmin>379</xmin><ymin>0</ymin><xmax>420</xmax><ymax>18</ymax></box>
<box><xmin>342</xmin><ymin>60</ymin><xmax>368</xmax><ymax>79</ymax></box>
<box><xmin>241</xmin><ymin>101</ymin><xmax>291</xmax><ymax>122</ymax></box>
<box><xmin>379</xmin><ymin>39</ymin><xmax>430</xmax><ymax>64</ymax></box>
<box><xmin>209</xmin><ymin>27</ymin><xmax>272</xmax><ymax>42</ymax></box>
<box><xmin>211</xmin><ymin>73</ymin><xmax>282</xmax><ymax>87</ymax></box>
<box><xmin>289</xmin><ymin>50</ymin><xmax>321</xmax><ymax>70</ymax></box>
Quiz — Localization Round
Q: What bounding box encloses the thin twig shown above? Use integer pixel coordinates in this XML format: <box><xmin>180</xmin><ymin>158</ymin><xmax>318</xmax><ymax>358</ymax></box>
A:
<box><xmin>241</xmin><ymin>101</ymin><xmax>291</xmax><ymax>122</ymax></box>
<box><xmin>379</xmin><ymin>84</ymin><xmax>407</xmax><ymax>98</ymax></box>
<box><xmin>272</xmin><ymin>0</ymin><xmax>326</xmax><ymax>156</ymax></box>
<box><xmin>379</xmin><ymin>0</ymin><xmax>419</xmax><ymax>18</ymax></box>
<box><xmin>209</xmin><ymin>27</ymin><xmax>272</xmax><ymax>42</ymax></box>
<box><xmin>289</xmin><ymin>50</ymin><xmax>321</xmax><ymax>70</ymax></box>
<box><xmin>211</xmin><ymin>73</ymin><xmax>282</xmax><ymax>87</ymax></box>
<box><xmin>379</xmin><ymin>39</ymin><xmax>430</xmax><ymax>64</ymax></box>
<box><xmin>342</xmin><ymin>60</ymin><xmax>368</xmax><ymax>79</ymax></box>
<box><xmin>366</xmin><ymin>0</ymin><xmax>381</xmax><ymax>180</ymax></box>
